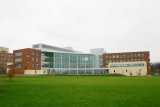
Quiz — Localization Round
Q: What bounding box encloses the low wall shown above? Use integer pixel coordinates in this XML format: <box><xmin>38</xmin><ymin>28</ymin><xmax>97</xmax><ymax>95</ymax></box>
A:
<box><xmin>24</xmin><ymin>70</ymin><xmax>47</xmax><ymax>75</ymax></box>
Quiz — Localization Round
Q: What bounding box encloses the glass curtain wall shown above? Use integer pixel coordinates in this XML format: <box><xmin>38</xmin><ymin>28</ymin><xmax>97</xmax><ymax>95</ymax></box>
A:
<box><xmin>70</xmin><ymin>54</ymin><xmax>77</xmax><ymax>68</ymax></box>
<box><xmin>42</xmin><ymin>52</ymin><xmax>53</xmax><ymax>68</ymax></box>
<box><xmin>62</xmin><ymin>54</ymin><xmax>69</xmax><ymax>68</ymax></box>
<box><xmin>54</xmin><ymin>53</ymin><xmax>61</xmax><ymax>68</ymax></box>
<box><xmin>42</xmin><ymin>52</ymin><xmax>94</xmax><ymax>69</ymax></box>
<box><xmin>41</xmin><ymin>52</ymin><xmax>107</xmax><ymax>75</ymax></box>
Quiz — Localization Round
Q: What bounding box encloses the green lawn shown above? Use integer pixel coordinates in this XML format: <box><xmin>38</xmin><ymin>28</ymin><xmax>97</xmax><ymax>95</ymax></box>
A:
<box><xmin>0</xmin><ymin>75</ymin><xmax>160</xmax><ymax>107</ymax></box>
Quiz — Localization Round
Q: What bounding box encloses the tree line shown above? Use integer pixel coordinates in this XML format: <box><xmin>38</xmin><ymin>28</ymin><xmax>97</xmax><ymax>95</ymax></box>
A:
<box><xmin>151</xmin><ymin>62</ymin><xmax>160</xmax><ymax>75</ymax></box>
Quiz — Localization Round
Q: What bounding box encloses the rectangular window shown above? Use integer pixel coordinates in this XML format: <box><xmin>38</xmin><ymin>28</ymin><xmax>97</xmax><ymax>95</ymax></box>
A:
<box><xmin>27</xmin><ymin>54</ymin><xmax>30</xmax><ymax>57</ymax></box>
<box><xmin>27</xmin><ymin>60</ymin><xmax>30</xmax><ymax>63</ymax></box>
<box><xmin>32</xmin><ymin>52</ymin><xmax>34</xmax><ymax>55</ymax></box>
<box><xmin>134</xmin><ymin>54</ymin><xmax>137</xmax><ymax>57</ymax></box>
<box><xmin>98</xmin><ymin>55</ymin><xmax>102</xmax><ymax>59</ymax></box>
<box><xmin>112</xmin><ymin>55</ymin><xmax>115</xmax><ymax>58</ymax></box>
<box><xmin>32</xmin><ymin>64</ymin><xmax>34</xmax><ymax>67</ymax></box>
<box><xmin>15</xmin><ymin>52</ymin><xmax>22</xmax><ymax>56</ymax></box>
<box><xmin>109</xmin><ymin>60</ymin><xmax>112</xmax><ymax>63</ymax></box>
<box><xmin>36</xmin><ymin>64</ymin><xmax>39</xmax><ymax>67</ymax></box>
<box><xmin>99</xmin><ymin>60</ymin><xmax>102</xmax><ymax>65</ymax></box>
<box><xmin>15</xmin><ymin>58</ymin><xmax>22</xmax><ymax>62</ymax></box>
<box><xmin>116</xmin><ymin>54</ymin><xmax>119</xmax><ymax>58</ymax></box>
<box><xmin>109</xmin><ymin>55</ymin><xmax>112</xmax><ymax>58</ymax></box>
<box><xmin>110</xmin><ymin>63</ymin><xmax>145</xmax><ymax>68</ymax></box>
<box><xmin>62</xmin><ymin>54</ymin><xmax>69</xmax><ymax>68</ymax></box>
<box><xmin>78</xmin><ymin>55</ymin><xmax>85</xmax><ymax>68</ymax></box>
<box><xmin>130</xmin><ymin>63</ymin><xmax>144</xmax><ymax>67</ymax></box>
<box><xmin>138</xmin><ymin>54</ymin><xmax>141</xmax><ymax>57</ymax></box>
<box><xmin>14</xmin><ymin>64</ymin><xmax>21</xmax><ymax>68</ymax></box>
<box><xmin>127</xmin><ymin>54</ymin><xmax>130</xmax><ymax>58</ymax></box>
<box><xmin>32</xmin><ymin>58</ymin><xmax>34</xmax><ymax>61</ymax></box>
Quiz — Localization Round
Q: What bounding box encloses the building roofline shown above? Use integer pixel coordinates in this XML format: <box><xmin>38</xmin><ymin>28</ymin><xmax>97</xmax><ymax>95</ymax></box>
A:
<box><xmin>0</xmin><ymin>46</ymin><xmax>8</xmax><ymax>48</ymax></box>
<box><xmin>0</xmin><ymin>52</ymin><xmax>13</xmax><ymax>54</ymax></box>
<box><xmin>33</xmin><ymin>43</ymin><xmax>94</xmax><ymax>54</ymax></box>
<box><xmin>104</xmin><ymin>51</ymin><xmax>150</xmax><ymax>54</ymax></box>
<box><xmin>42</xmin><ymin>50</ymin><xmax>94</xmax><ymax>55</ymax></box>
<box><xmin>33</xmin><ymin>43</ymin><xmax>75</xmax><ymax>52</ymax></box>
<box><xmin>13</xmin><ymin>48</ymin><xmax>41</xmax><ymax>51</ymax></box>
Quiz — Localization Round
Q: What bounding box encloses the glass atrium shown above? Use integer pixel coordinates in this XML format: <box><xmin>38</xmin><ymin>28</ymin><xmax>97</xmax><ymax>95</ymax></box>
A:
<box><xmin>33</xmin><ymin>43</ymin><xmax>107</xmax><ymax>75</ymax></box>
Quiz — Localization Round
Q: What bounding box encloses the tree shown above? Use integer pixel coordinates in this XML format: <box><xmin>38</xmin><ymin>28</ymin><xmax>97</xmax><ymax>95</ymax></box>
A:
<box><xmin>151</xmin><ymin>62</ymin><xmax>160</xmax><ymax>75</ymax></box>
<box><xmin>0</xmin><ymin>80</ymin><xmax>2</xmax><ymax>91</ymax></box>
<box><xmin>155</xmin><ymin>63</ymin><xmax>160</xmax><ymax>74</ymax></box>
<box><xmin>0</xmin><ymin>65</ymin><xmax>6</xmax><ymax>74</ymax></box>
<box><xmin>0</xmin><ymin>66</ymin><xmax>5</xmax><ymax>91</ymax></box>
<box><xmin>150</xmin><ymin>63</ymin><xmax>156</xmax><ymax>74</ymax></box>
<box><xmin>7</xmin><ymin>68</ymin><xmax>15</xmax><ymax>82</ymax></box>
<box><xmin>0</xmin><ymin>75</ymin><xmax>3</xmax><ymax>91</ymax></box>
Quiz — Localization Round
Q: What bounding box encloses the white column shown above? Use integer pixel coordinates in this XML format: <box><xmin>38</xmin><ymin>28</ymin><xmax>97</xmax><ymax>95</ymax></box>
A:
<box><xmin>85</xmin><ymin>55</ymin><xmax>86</xmax><ymax>74</ymax></box>
<box><xmin>61</xmin><ymin>54</ymin><xmax>62</xmax><ymax>74</ymax></box>
<box><xmin>69</xmin><ymin>54</ymin><xmax>70</xmax><ymax>75</ymax></box>
<box><xmin>77</xmin><ymin>55</ymin><xmax>78</xmax><ymax>75</ymax></box>
<box><xmin>53</xmin><ymin>53</ymin><xmax>55</xmax><ymax>68</ymax></box>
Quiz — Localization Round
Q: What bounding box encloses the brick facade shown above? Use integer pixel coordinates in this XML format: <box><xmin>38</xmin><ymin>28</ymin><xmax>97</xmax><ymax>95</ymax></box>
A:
<box><xmin>0</xmin><ymin>52</ymin><xmax>13</xmax><ymax>71</ymax></box>
<box><xmin>13</xmin><ymin>48</ymin><xmax>41</xmax><ymax>74</ymax></box>
<box><xmin>103</xmin><ymin>51</ymin><xmax>151</xmax><ymax>75</ymax></box>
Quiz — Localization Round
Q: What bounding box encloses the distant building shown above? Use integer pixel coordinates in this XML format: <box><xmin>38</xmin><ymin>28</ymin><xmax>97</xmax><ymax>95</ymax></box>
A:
<box><xmin>13</xmin><ymin>48</ymin><xmax>41</xmax><ymax>74</ymax></box>
<box><xmin>11</xmin><ymin>44</ymin><xmax>151</xmax><ymax>76</ymax></box>
<box><xmin>0</xmin><ymin>46</ymin><xmax>13</xmax><ymax>72</ymax></box>
<box><xmin>103</xmin><ymin>51</ymin><xmax>151</xmax><ymax>76</ymax></box>
<box><xmin>0</xmin><ymin>46</ymin><xmax>9</xmax><ymax>53</ymax></box>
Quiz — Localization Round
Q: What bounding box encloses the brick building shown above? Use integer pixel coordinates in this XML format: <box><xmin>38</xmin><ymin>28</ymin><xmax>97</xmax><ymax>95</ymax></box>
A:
<box><xmin>13</xmin><ymin>48</ymin><xmax>41</xmax><ymax>74</ymax></box>
<box><xmin>0</xmin><ymin>52</ymin><xmax>13</xmax><ymax>71</ymax></box>
<box><xmin>0</xmin><ymin>46</ymin><xmax>13</xmax><ymax>72</ymax></box>
<box><xmin>103</xmin><ymin>51</ymin><xmax>151</xmax><ymax>75</ymax></box>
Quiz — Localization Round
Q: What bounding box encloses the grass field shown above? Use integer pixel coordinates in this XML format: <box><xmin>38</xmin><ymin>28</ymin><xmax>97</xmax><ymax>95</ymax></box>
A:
<box><xmin>0</xmin><ymin>75</ymin><xmax>160</xmax><ymax>107</ymax></box>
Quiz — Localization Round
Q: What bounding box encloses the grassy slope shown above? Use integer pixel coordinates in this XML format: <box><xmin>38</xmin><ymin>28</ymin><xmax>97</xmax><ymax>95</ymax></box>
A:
<box><xmin>0</xmin><ymin>76</ymin><xmax>160</xmax><ymax>107</ymax></box>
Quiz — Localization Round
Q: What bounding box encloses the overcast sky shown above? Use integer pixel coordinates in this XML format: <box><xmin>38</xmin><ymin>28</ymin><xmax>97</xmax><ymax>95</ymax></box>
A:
<box><xmin>0</xmin><ymin>0</ymin><xmax>160</xmax><ymax>62</ymax></box>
